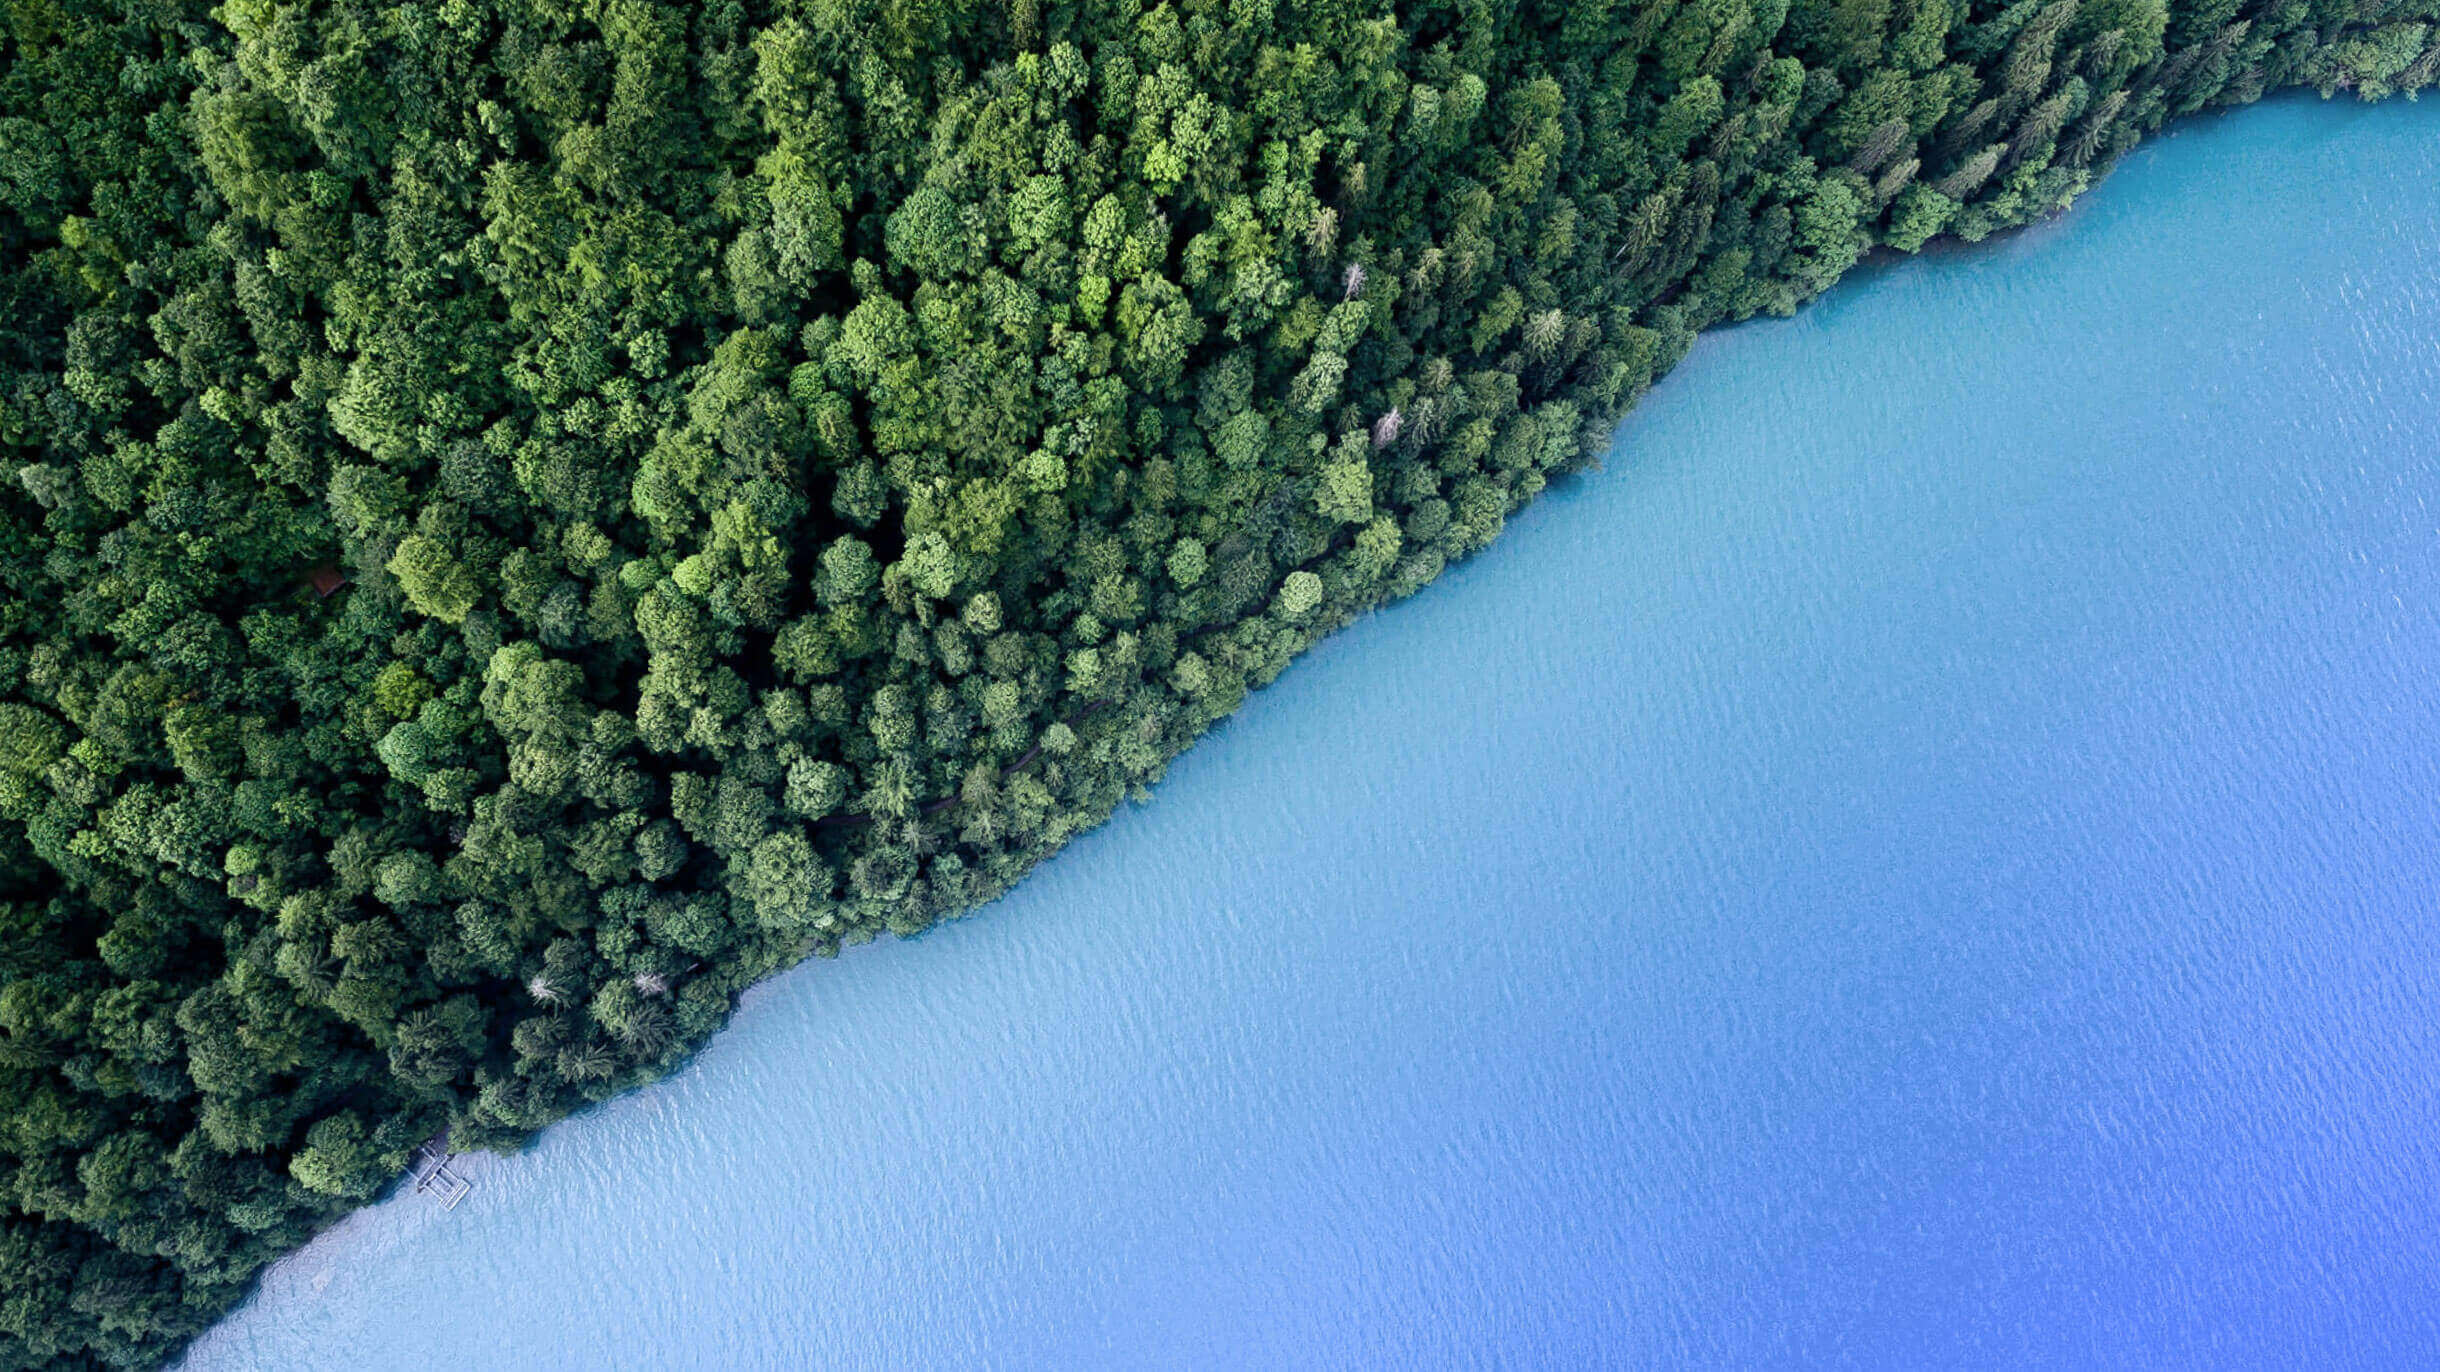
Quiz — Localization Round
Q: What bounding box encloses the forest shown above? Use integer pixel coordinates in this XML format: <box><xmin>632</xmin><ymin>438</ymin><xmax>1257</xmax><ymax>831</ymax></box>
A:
<box><xmin>1</xmin><ymin>0</ymin><xmax>2433</xmax><ymax>1363</ymax></box>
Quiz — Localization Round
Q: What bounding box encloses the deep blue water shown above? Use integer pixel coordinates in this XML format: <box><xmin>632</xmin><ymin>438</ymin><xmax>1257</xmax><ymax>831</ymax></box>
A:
<box><xmin>186</xmin><ymin>94</ymin><xmax>2440</xmax><ymax>1369</ymax></box>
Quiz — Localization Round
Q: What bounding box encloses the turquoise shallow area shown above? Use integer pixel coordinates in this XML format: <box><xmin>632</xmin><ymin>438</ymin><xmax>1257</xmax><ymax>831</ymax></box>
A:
<box><xmin>186</xmin><ymin>94</ymin><xmax>2440</xmax><ymax>1369</ymax></box>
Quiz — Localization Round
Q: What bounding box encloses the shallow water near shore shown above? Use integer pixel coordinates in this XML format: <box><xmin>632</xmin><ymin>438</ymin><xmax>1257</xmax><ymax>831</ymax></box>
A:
<box><xmin>185</xmin><ymin>93</ymin><xmax>2440</xmax><ymax>1368</ymax></box>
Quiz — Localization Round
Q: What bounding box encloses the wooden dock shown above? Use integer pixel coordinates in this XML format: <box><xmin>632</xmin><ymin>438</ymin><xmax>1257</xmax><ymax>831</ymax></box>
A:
<box><xmin>411</xmin><ymin>1141</ymin><xmax>472</xmax><ymax>1210</ymax></box>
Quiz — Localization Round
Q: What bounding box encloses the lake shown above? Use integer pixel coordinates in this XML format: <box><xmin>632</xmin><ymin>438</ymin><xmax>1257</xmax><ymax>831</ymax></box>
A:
<box><xmin>184</xmin><ymin>93</ymin><xmax>2440</xmax><ymax>1368</ymax></box>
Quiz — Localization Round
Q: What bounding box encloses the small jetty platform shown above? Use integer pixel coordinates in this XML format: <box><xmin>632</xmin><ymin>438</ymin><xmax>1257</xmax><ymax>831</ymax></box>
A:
<box><xmin>411</xmin><ymin>1139</ymin><xmax>472</xmax><ymax>1210</ymax></box>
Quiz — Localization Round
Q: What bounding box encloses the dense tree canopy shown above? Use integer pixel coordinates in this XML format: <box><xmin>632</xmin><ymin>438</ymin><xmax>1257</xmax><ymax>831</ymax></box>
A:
<box><xmin>2</xmin><ymin>0</ymin><xmax>2432</xmax><ymax>1362</ymax></box>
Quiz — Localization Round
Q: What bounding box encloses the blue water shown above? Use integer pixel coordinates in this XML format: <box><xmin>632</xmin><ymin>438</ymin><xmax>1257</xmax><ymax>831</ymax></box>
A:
<box><xmin>186</xmin><ymin>94</ymin><xmax>2440</xmax><ymax>1369</ymax></box>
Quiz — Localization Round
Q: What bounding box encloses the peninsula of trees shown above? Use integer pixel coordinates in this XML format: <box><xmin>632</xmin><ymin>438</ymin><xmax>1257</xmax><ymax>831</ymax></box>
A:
<box><xmin>2</xmin><ymin>0</ymin><xmax>2431</xmax><ymax>1362</ymax></box>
